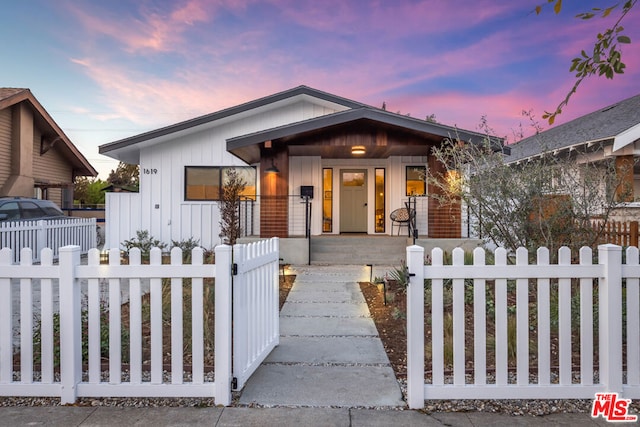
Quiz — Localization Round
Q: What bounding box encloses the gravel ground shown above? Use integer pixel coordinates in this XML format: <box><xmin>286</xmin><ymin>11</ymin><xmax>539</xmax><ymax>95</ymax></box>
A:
<box><xmin>2</xmin><ymin>371</ymin><xmax>638</xmax><ymax>416</ymax></box>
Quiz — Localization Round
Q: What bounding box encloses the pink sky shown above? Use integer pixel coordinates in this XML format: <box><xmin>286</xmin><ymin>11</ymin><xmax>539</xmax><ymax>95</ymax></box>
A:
<box><xmin>1</xmin><ymin>0</ymin><xmax>639</xmax><ymax>176</ymax></box>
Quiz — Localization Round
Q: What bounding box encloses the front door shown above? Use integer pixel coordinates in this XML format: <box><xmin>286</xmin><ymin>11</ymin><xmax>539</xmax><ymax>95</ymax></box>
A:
<box><xmin>340</xmin><ymin>170</ymin><xmax>367</xmax><ymax>233</ymax></box>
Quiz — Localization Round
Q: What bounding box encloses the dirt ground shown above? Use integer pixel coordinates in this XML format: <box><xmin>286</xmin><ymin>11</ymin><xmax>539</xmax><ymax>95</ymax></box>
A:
<box><xmin>359</xmin><ymin>280</ymin><xmax>409</xmax><ymax>380</ymax></box>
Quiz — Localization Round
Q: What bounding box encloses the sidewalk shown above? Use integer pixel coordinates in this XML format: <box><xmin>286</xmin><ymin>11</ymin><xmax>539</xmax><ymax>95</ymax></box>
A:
<box><xmin>0</xmin><ymin>406</ymin><xmax>606</xmax><ymax>426</ymax></box>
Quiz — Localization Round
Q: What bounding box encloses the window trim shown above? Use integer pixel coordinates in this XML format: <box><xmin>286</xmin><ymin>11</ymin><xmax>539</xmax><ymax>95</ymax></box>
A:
<box><xmin>184</xmin><ymin>166</ymin><xmax>256</xmax><ymax>201</ymax></box>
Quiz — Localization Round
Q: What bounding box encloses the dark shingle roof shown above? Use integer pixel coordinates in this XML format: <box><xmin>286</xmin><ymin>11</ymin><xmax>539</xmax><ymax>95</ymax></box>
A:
<box><xmin>508</xmin><ymin>93</ymin><xmax>640</xmax><ymax>163</ymax></box>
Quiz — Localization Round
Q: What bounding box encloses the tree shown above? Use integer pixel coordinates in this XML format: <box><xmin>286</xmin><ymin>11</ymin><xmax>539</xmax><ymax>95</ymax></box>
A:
<box><xmin>74</xmin><ymin>176</ymin><xmax>107</xmax><ymax>205</ymax></box>
<box><xmin>219</xmin><ymin>168</ymin><xmax>246</xmax><ymax>245</ymax></box>
<box><xmin>107</xmin><ymin>162</ymin><xmax>140</xmax><ymax>188</ymax></box>
<box><xmin>536</xmin><ymin>0</ymin><xmax>637</xmax><ymax>124</ymax></box>
<box><xmin>428</xmin><ymin>131</ymin><xmax>627</xmax><ymax>257</ymax></box>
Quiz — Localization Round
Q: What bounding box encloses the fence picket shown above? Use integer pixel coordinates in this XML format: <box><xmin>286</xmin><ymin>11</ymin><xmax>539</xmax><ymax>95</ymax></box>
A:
<box><xmin>626</xmin><ymin>246</ymin><xmax>640</xmax><ymax>386</ymax></box>
<box><xmin>171</xmin><ymin>248</ymin><xmax>184</xmax><ymax>385</ymax></box>
<box><xmin>150</xmin><ymin>248</ymin><xmax>163</xmax><ymax>385</ymax></box>
<box><xmin>579</xmin><ymin>247</ymin><xmax>594</xmax><ymax>386</ymax></box>
<box><xmin>431</xmin><ymin>248</ymin><xmax>444</xmax><ymax>386</ymax></box>
<box><xmin>0</xmin><ymin>248</ymin><xmax>11</xmax><ymax>384</ymax></box>
<box><xmin>20</xmin><ymin>248</ymin><xmax>34</xmax><ymax>383</ymax></box>
<box><xmin>40</xmin><ymin>248</ymin><xmax>55</xmax><ymax>384</ymax></box>
<box><xmin>128</xmin><ymin>248</ymin><xmax>142</xmax><ymax>384</ymax></box>
<box><xmin>537</xmin><ymin>247</ymin><xmax>550</xmax><ymax>386</ymax></box>
<box><xmin>473</xmin><ymin>247</ymin><xmax>486</xmax><ymax>385</ymax></box>
<box><xmin>452</xmin><ymin>248</ymin><xmax>465</xmax><ymax>385</ymax></box>
<box><xmin>108</xmin><ymin>248</ymin><xmax>122</xmax><ymax>384</ymax></box>
<box><xmin>558</xmin><ymin>247</ymin><xmax>572</xmax><ymax>386</ymax></box>
<box><xmin>494</xmin><ymin>248</ymin><xmax>508</xmax><ymax>386</ymax></box>
<box><xmin>516</xmin><ymin>247</ymin><xmax>529</xmax><ymax>386</ymax></box>
<box><xmin>87</xmin><ymin>249</ymin><xmax>101</xmax><ymax>383</ymax></box>
<box><xmin>191</xmin><ymin>247</ymin><xmax>204</xmax><ymax>385</ymax></box>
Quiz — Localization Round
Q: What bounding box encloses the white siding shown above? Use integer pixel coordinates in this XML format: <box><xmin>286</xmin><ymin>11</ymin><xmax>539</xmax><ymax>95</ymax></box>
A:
<box><xmin>135</xmin><ymin>99</ymin><xmax>341</xmax><ymax>246</ymax></box>
<box><xmin>289</xmin><ymin>156</ymin><xmax>323</xmax><ymax>236</ymax></box>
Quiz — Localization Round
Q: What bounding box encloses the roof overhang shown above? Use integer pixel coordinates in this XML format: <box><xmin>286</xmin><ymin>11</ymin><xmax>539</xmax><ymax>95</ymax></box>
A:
<box><xmin>99</xmin><ymin>86</ymin><xmax>364</xmax><ymax>164</ymax></box>
<box><xmin>227</xmin><ymin>107</ymin><xmax>503</xmax><ymax>164</ymax></box>
<box><xmin>613</xmin><ymin>122</ymin><xmax>640</xmax><ymax>152</ymax></box>
<box><xmin>0</xmin><ymin>89</ymin><xmax>97</xmax><ymax>177</ymax></box>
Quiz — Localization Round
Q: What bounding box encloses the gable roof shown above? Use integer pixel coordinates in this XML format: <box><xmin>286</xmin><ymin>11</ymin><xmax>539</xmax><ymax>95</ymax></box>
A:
<box><xmin>228</xmin><ymin>104</ymin><xmax>502</xmax><ymax>164</ymax></box>
<box><xmin>0</xmin><ymin>88</ymin><xmax>97</xmax><ymax>177</ymax></box>
<box><xmin>508</xmin><ymin>93</ymin><xmax>640</xmax><ymax>163</ymax></box>
<box><xmin>99</xmin><ymin>85</ymin><xmax>364</xmax><ymax>162</ymax></box>
<box><xmin>100</xmin><ymin>85</ymin><xmax>504</xmax><ymax>164</ymax></box>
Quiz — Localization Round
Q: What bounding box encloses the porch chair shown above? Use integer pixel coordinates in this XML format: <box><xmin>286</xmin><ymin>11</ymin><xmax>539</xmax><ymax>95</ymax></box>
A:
<box><xmin>390</xmin><ymin>207</ymin><xmax>414</xmax><ymax>236</ymax></box>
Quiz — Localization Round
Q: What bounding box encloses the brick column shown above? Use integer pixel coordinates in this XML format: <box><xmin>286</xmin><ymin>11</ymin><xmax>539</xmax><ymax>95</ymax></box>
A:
<box><xmin>615</xmin><ymin>155</ymin><xmax>635</xmax><ymax>202</ymax></box>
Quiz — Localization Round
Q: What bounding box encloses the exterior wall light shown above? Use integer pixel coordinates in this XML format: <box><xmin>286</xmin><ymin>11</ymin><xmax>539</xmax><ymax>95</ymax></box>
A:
<box><xmin>351</xmin><ymin>145</ymin><xmax>365</xmax><ymax>155</ymax></box>
<box><xmin>265</xmin><ymin>158</ymin><xmax>280</xmax><ymax>174</ymax></box>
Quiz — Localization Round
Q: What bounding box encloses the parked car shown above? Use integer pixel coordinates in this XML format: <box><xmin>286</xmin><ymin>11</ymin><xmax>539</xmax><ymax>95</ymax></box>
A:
<box><xmin>0</xmin><ymin>197</ymin><xmax>66</xmax><ymax>222</ymax></box>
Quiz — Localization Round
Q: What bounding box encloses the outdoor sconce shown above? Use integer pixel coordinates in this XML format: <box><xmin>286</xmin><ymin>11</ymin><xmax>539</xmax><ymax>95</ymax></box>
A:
<box><xmin>265</xmin><ymin>158</ymin><xmax>280</xmax><ymax>174</ymax></box>
<box><xmin>351</xmin><ymin>145</ymin><xmax>365</xmax><ymax>155</ymax></box>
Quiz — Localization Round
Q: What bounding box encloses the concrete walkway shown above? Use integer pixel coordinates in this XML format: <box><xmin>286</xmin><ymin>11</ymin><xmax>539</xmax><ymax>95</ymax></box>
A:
<box><xmin>239</xmin><ymin>265</ymin><xmax>405</xmax><ymax>408</ymax></box>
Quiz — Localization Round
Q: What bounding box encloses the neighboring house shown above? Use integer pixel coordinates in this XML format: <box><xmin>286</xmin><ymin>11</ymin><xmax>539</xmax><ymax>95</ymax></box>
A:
<box><xmin>0</xmin><ymin>88</ymin><xmax>97</xmax><ymax>207</ymax></box>
<box><xmin>507</xmin><ymin>93</ymin><xmax>640</xmax><ymax>221</ymax></box>
<box><xmin>99</xmin><ymin>86</ymin><xmax>495</xmax><ymax>257</ymax></box>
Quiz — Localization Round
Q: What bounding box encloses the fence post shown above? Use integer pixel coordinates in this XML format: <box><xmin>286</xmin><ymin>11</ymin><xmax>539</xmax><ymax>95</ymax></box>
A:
<box><xmin>406</xmin><ymin>244</ymin><xmax>425</xmax><ymax>409</ymax></box>
<box><xmin>214</xmin><ymin>244</ymin><xmax>232</xmax><ymax>406</ymax></box>
<box><xmin>630</xmin><ymin>221</ymin><xmax>638</xmax><ymax>248</ymax></box>
<box><xmin>598</xmin><ymin>244</ymin><xmax>623</xmax><ymax>394</ymax></box>
<box><xmin>59</xmin><ymin>245</ymin><xmax>82</xmax><ymax>404</ymax></box>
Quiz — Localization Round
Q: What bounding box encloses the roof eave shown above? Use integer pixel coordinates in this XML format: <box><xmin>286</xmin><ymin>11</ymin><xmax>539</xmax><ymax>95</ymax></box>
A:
<box><xmin>99</xmin><ymin>85</ymin><xmax>365</xmax><ymax>156</ymax></box>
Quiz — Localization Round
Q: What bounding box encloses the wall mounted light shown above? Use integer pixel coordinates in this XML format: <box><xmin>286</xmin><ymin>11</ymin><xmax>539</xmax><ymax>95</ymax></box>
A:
<box><xmin>351</xmin><ymin>145</ymin><xmax>365</xmax><ymax>155</ymax></box>
<box><xmin>265</xmin><ymin>158</ymin><xmax>280</xmax><ymax>174</ymax></box>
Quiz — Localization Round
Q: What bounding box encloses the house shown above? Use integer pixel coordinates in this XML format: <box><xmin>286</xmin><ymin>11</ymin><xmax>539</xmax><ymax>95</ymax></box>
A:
<box><xmin>99</xmin><ymin>86</ymin><xmax>494</xmax><ymax>262</ymax></box>
<box><xmin>0</xmin><ymin>88</ymin><xmax>97</xmax><ymax>207</ymax></box>
<box><xmin>507</xmin><ymin>93</ymin><xmax>640</xmax><ymax>222</ymax></box>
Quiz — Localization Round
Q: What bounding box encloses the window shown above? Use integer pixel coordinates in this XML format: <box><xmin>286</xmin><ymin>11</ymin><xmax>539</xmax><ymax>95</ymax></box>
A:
<box><xmin>185</xmin><ymin>166</ymin><xmax>256</xmax><ymax>201</ymax></box>
<box><xmin>323</xmin><ymin>168</ymin><xmax>333</xmax><ymax>232</ymax></box>
<box><xmin>406</xmin><ymin>166</ymin><xmax>426</xmax><ymax>196</ymax></box>
<box><xmin>375</xmin><ymin>168</ymin><xmax>385</xmax><ymax>233</ymax></box>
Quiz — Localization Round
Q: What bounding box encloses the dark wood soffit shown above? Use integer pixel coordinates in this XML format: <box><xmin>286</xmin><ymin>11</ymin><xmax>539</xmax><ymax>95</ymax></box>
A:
<box><xmin>229</xmin><ymin>119</ymin><xmax>445</xmax><ymax>163</ymax></box>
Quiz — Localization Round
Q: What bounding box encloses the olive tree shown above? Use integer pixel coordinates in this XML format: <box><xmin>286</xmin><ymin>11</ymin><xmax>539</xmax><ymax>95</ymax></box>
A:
<box><xmin>219</xmin><ymin>168</ymin><xmax>246</xmax><ymax>245</ymax></box>
<box><xmin>429</xmin><ymin>133</ymin><xmax>629</xmax><ymax>257</ymax></box>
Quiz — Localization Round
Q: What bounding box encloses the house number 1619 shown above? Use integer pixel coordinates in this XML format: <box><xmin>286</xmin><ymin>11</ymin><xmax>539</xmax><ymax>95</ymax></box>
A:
<box><xmin>143</xmin><ymin>168</ymin><xmax>158</xmax><ymax>174</ymax></box>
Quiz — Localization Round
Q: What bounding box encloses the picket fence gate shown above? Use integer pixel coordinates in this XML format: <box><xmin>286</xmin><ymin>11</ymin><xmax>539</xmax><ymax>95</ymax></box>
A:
<box><xmin>0</xmin><ymin>218</ymin><xmax>96</xmax><ymax>264</ymax></box>
<box><xmin>0</xmin><ymin>238</ymin><xmax>280</xmax><ymax>405</ymax></box>
<box><xmin>405</xmin><ymin>244</ymin><xmax>640</xmax><ymax>409</ymax></box>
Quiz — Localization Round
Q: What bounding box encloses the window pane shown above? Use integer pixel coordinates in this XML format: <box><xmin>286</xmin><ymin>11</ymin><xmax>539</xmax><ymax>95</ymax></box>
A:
<box><xmin>20</xmin><ymin>202</ymin><xmax>46</xmax><ymax>219</ymax></box>
<box><xmin>375</xmin><ymin>168</ymin><xmax>385</xmax><ymax>233</ymax></box>
<box><xmin>323</xmin><ymin>168</ymin><xmax>333</xmax><ymax>232</ymax></box>
<box><xmin>406</xmin><ymin>166</ymin><xmax>426</xmax><ymax>196</ymax></box>
<box><xmin>186</xmin><ymin>167</ymin><xmax>219</xmax><ymax>200</ymax></box>
<box><xmin>0</xmin><ymin>202</ymin><xmax>20</xmax><ymax>221</ymax></box>
<box><xmin>223</xmin><ymin>167</ymin><xmax>256</xmax><ymax>199</ymax></box>
<box><xmin>342</xmin><ymin>172</ymin><xmax>365</xmax><ymax>187</ymax></box>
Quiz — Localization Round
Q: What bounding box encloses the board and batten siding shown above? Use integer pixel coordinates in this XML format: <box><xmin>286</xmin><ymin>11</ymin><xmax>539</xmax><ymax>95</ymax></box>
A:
<box><xmin>289</xmin><ymin>156</ymin><xmax>323</xmax><ymax>235</ymax></box>
<box><xmin>0</xmin><ymin>108</ymin><xmax>12</xmax><ymax>187</ymax></box>
<box><xmin>134</xmin><ymin>99</ymin><xmax>343</xmax><ymax>246</ymax></box>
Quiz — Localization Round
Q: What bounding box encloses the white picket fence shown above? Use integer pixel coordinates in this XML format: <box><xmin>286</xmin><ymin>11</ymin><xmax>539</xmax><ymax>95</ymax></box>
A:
<box><xmin>405</xmin><ymin>244</ymin><xmax>640</xmax><ymax>409</ymax></box>
<box><xmin>0</xmin><ymin>218</ymin><xmax>96</xmax><ymax>264</ymax></box>
<box><xmin>0</xmin><ymin>237</ymin><xmax>280</xmax><ymax>405</ymax></box>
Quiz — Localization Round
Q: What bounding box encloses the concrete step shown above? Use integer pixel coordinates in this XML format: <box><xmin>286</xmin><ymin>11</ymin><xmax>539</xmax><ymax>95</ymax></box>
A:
<box><xmin>310</xmin><ymin>236</ymin><xmax>409</xmax><ymax>265</ymax></box>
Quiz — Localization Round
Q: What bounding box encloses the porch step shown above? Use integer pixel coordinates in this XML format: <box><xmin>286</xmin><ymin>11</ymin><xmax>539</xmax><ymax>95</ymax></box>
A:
<box><xmin>310</xmin><ymin>236</ymin><xmax>410</xmax><ymax>265</ymax></box>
